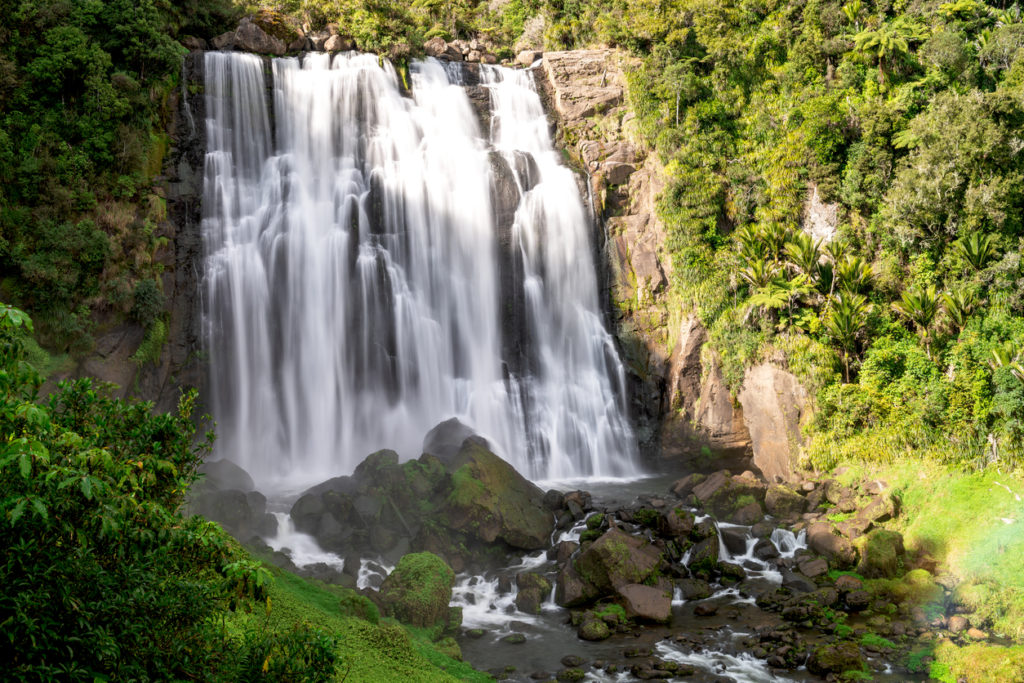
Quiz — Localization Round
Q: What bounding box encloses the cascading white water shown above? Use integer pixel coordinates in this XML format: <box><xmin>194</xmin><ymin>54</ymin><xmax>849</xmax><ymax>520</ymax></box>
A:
<box><xmin>201</xmin><ymin>51</ymin><xmax>637</xmax><ymax>488</ymax></box>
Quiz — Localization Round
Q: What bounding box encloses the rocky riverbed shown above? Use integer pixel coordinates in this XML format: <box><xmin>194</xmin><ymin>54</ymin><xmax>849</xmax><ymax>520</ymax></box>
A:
<box><xmin>190</xmin><ymin>421</ymin><xmax>984</xmax><ymax>682</ymax></box>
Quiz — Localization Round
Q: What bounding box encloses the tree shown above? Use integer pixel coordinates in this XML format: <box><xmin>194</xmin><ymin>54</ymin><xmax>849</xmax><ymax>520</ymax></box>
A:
<box><xmin>784</xmin><ymin>232</ymin><xmax>822</xmax><ymax>280</ymax></box>
<box><xmin>835</xmin><ymin>255</ymin><xmax>873</xmax><ymax>294</ymax></box>
<box><xmin>853</xmin><ymin>17</ymin><xmax>928</xmax><ymax>82</ymax></box>
<box><xmin>941</xmin><ymin>288</ymin><xmax>978</xmax><ymax>333</ymax></box>
<box><xmin>892</xmin><ymin>285</ymin><xmax>941</xmax><ymax>358</ymax></box>
<box><xmin>824</xmin><ymin>293</ymin><xmax>872</xmax><ymax>382</ymax></box>
<box><xmin>953</xmin><ymin>231</ymin><xmax>998</xmax><ymax>271</ymax></box>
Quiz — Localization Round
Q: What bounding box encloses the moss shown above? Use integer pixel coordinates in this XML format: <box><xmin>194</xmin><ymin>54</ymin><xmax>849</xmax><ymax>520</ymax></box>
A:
<box><xmin>594</xmin><ymin>602</ymin><xmax>627</xmax><ymax>624</ymax></box>
<box><xmin>585</xmin><ymin>513</ymin><xmax>605</xmax><ymax>530</ymax></box>
<box><xmin>859</xmin><ymin>633</ymin><xmax>896</xmax><ymax>650</ymax></box>
<box><xmin>579</xmin><ymin>529</ymin><xmax>602</xmax><ymax>543</ymax></box>
<box><xmin>379</xmin><ymin>552</ymin><xmax>455</xmax><ymax>629</ymax></box>
<box><xmin>632</xmin><ymin>508</ymin><xmax>659</xmax><ymax>527</ymax></box>
<box><xmin>905</xmin><ymin>642</ymin><xmax>936</xmax><ymax>674</ymax></box>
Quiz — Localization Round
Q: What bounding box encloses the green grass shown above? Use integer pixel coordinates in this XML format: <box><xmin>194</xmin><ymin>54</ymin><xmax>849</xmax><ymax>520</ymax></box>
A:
<box><xmin>859</xmin><ymin>633</ymin><xmax>896</xmax><ymax>650</ymax></box>
<box><xmin>828</xmin><ymin>458</ymin><xmax>1024</xmax><ymax>638</ymax></box>
<box><xmin>229</xmin><ymin>565</ymin><xmax>490</xmax><ymax>682</ymax></box>
<box><xmin>933</xmin><ymin>641</ymin><xmax>1024</xmax><ymax>683</ymax></box>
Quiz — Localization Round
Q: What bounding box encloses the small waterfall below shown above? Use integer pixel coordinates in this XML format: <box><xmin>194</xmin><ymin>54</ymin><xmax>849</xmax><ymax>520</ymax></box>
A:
<box><xmin>201</xmin><ymin>52</ymin><xmax>637</xmax><ymax>487</ymax></box>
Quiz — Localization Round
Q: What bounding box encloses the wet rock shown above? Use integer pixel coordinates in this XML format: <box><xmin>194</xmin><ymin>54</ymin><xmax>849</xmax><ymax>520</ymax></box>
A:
<box><xmin>561</xmin><ymin>655</ymin><xmax>586</xmax><ymax>667</ymax></box>
<box><xmin>542</xmin><ymin>489</ymin><xmax>565</xmax><ymax>510</ymax></box>
<box><xmin>753</xmin><ymin>538</ymin><xmax>780</xmax><ymax>560</ymax></box>
<box><xmin>719</xmin><ymin>526</ymin><xmax>748</xmax><ymax>555</ymax></box>
<box><xmin>687</xmin><ymin>537</ymin><xmax>720</xmax><ymax>574</ymax></box>
<box><xmin>670</xmin><ymin>473</ymin><xmax>705</xmax><ymax>499</ymax></box>
<box><xmin>197</xmin><ymin>458</ymin><xmax>255</xmax><ymax>492</ymax></box>
<box><xmin>659</xmin><ymin>507</ymin><xmax>695</xmax><ymax>539</ymax></box>
<box><xmin>578</xmin><ymin>613</ymin><xmax>611</xmax><ymax>641</ymax></box>
<box><xmin>855</xmin><ymin>529</ymin><xmax>905</xmax><ymax>578</ymax></box>
<box><xmin>617</xmin><ymin>583</ymin><xmax>671</xmax><ymax>623</ymax></box>
<box><xmin>807</xmin><ymin>641</ymin><xmax>864</xmax><ymax>677</ymax></box>
<box><xmin>556</xmin><ymin>668</ymin><xmax>586</xmax><ymax>682</ymax></box>
<box><xmin>436</xmin><ymin>436</ymin><xmax>553</xmax><ymax>549</ymax></box>
<box><xmin>729</xmin><ymin>501</ymin><xmax>763</xmax><ymax>525</ymax></box>
<box><xmin>677</xmin><ymin>578</ymin><xmax>712</xmax><ymax>600</ymax></box>
<box><xmin>502</xmin><ymin>633</ymin><xmax>527</xmax><ymax>644</ymax></box>
<box><xmin>834</xmin><ymin>574</ymin><xmax>863</xmax><ymax>593</ymax></box>
<box><xmin>379</xmin><ymin>552</ymin><xmax>454</xmax><ymax>628</ymax></box>
<box><xmin>516</xmin><ymin>573</ymin><xmax>552</xmax><ymax>614</ymax></box>
<box><xmin>751</xmin><ymin>521</ymin><xmax>774</xmax><ymax>538</ymax></box>
<box><xmin>718</xmin><ymin>562</ymin><xmax>747</xmax><ymax>584</ymax></box>
<box><xmin>553</xmin><ymin>540</ymin><xmax>579</xmax><ymax>565</ymax></box>
<box><xmin>574</xmin><ymin>528</ymin><xmax>663</xmax><ymax>592</ymax></box>
<box><xmin>693</xmin><ymin>603</ymin><xmax>718</xmax><ymax>617</ymax></box>
<box><xmin>692</xmin><ymin>471</ymin><xmax>730</xmax><ymax>503</ymax></box>
<box><xmin>691</xmin><ymin>518</ymin><xmax>718</xmax><ymax>541</ymax></box>
<box><xmin>807</xmin><ymin>521</ymin><xmax>857</xmax><ymax>569</ymax></box>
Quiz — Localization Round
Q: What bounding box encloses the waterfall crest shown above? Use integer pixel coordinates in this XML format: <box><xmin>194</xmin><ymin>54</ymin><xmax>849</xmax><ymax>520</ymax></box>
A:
<box><xmin>202</xmin><ymin>51</ymin><xmax>637</xmax><ymax>487</ymax></box>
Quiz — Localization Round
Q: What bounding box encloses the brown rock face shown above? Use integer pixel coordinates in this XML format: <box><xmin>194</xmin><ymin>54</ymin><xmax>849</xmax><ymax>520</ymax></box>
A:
<box><xmin>617</xmin><ymin>583</ymin><xmax>671</xmax><ymax>623</ymax></box>
<box><xmin>737</xmin><ymin>364</ymin><xmax>810</xmax><ymax>482</ymax></box>
<box><xmin>807</xmin><ymin>521</ymin><xmax>858</xmax><ymax>569</ymax></box>
<box><xmin>542</xmin><ymin>50</ymin><xmax>625</xmax><ymax>120</ymax></box>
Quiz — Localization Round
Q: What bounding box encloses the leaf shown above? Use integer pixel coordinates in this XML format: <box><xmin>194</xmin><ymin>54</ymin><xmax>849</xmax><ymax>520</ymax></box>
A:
<box><xmin>30</xmin><ymin>498</ymin><xmax>48</xmax><ymax>521</ymax></box>
<box><xmin>80</xmin><ymin>476</ymin><xmax>93</xmax><ymax>500</ymax></box>
<box><xmin>19</xmin><ymin>453</ymin><xmax>31</xmax><ymax>478</ymax></box>
<box><xmin>9</xmin><ymin>499</ymin><xmax>26</xmax><ymax>526</ymax></box>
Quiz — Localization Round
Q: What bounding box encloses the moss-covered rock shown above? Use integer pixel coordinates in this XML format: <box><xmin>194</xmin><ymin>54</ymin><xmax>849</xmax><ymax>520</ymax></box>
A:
<box><xmin>806</xmin><ymin>641</ymin><xmax>865</xmax><ymax>677</ymax></box>
<box><xmin>577</xmin><ymin>612</ymin><xmax>611</xmax><ymax>641</ymax></box>
<box><xmin>574</xmin><ymin>528</ymin><xmax>663</xmax><ymax>592</ymax></box>
<box><xmin>379</xmin><ymin>552</ymin><xmax>455</xmax><ymax>628</ymax></box>
<box><xmin>338</xmin><ymin>588</ymin><xmax>380</xmax><ymax>624</ymax></box>
<box><xmin>439</xmin><ymin>438</ymin><xmax>553</xmax><ymax>550</ymax></box>
<box><xmin>855</xmin><ymin>528</ymin><xmax>906</xmax><ymax>578</ymax></box>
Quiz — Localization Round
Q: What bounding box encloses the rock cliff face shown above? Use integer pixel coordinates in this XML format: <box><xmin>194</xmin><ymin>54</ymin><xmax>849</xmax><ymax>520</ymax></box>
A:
<box><xmin>539</xmin><ymin>50</ymin><xmax>814</xmax><ymax>480</ymax></box>
<box><xmin>47</xmin><ymin>51</ymin><xmax>206</xmax><ymax>413</ymax></box>
<box><xmin>536</xmin><ymin>50</ymin><xmax>675</xmax><ymax>448</ymax></box>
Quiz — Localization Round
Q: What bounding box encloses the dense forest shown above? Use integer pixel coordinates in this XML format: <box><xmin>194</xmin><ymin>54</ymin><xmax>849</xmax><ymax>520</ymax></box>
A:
<box><xmin>3</xmin><ymin>0</ymin><xmax>1024</xmax><ymax>680</ymax></box>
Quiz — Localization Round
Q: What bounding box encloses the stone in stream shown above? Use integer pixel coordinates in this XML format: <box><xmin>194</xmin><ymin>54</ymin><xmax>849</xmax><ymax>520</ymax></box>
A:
<box><xmin>501</xmin><ymin>633</ymin><xmax>527</xmax><ymax>644</ymax></box>
<box><xmin>693</xmin><ymin>602</ymin><xmax>718</xmax><ymax>617</ymax></box>
<box><xmin>616</xmin><ymin>583</ymin><xmax>672</xmax><ymax>623</ymax></box>
<box><xmin>677</xmin><ymin>578</ymin><xmax>713</xmax><ymax>600</ymax></box>
<box><xmin>797</xmin><ymin>556</ymin><xmax>828</xmax><ymax>578</ymax></box>
<box><xmin>719</xmin><ymin>526</ymin><xmax>748</xmax><ymax>554</ymax></box>
<box><xmin>753</xmin><ymin>538</ymin><xmax>780</xmax><ymax>560</ymax></box>
<box><xmin>578</xmin><ymin>613</ymin><xmax>611</xmax><ymax>640</ymax></box>
<box><xmin>658</xmin><ymin>507</ymin><xmax>695</xmax><ymax>539</ymax></box>
<box><xmin>515</xmin><ymin>572</ymin><xmax>552</xmax><ymax>614</ymax></box>
<box><xmin>572</xmin><ymin>528</ymin><xmax>663</xmax><ymax>593</ymax></box>
<box><xmin>687</xmin><ymin>537</ymin><xmax>720</xmax><ymax>575</ymax></box>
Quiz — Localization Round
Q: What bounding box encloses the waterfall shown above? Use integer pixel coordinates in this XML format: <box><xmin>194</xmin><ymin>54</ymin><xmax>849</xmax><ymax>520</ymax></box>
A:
<box><xmin>201</xmin><ymin>51</ymin><xmax>637</xmax><ymax>488</ymax></box>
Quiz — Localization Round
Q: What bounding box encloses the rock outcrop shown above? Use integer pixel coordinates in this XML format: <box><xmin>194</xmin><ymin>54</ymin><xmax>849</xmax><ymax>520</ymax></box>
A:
<box><xmin>379</xmin><ymin>552</ymin><xmax>456</xmax><ymax>629</ymax></box>
<box><xmin>212</xmin><ymin>17</ymin><xmax>288</xmax><ymax>55</ymax></box>
<box><xmin>737</xmin><ymin>363</ymin><xmax>810</xmax><ymax>482</ymax></box>
<box><xmin>289</xmin><ymin>419</ymin><xmax>554</xmax><ymax>570</ymax></box>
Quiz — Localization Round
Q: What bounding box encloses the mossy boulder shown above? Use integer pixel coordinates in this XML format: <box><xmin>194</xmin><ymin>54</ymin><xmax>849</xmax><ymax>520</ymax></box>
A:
<box><xmin>807</xmin><ymin>641</ymin><xmax>865</xmax><ymax>677</ymax></box>
<box><xmin>338</xmin><ymin>588</ymin><xmax>380</xmax><ymax>624</ymax></box>
<box><xmin>765</xmin><ymin>484</ymin><xmax>807</xmax><ymax>523</ymax></box>
<box><xmin>437</xmin><ymin>437</ymin><xmax>553</xmax><ymax>550</ymax></box>
<box><xmin>855</xmin><ymin>528</ymin><xmax>906</xmax><ymax>578</ymax></box>
<box><xmin>515</xmin><ymin>572</ymin><xmax>552</xmax><ymax>614</ymax></box>
<box><xmin>379</xmin><ymin>552</ymin><xmax>455</xmax><ymax>628</ymax></box>
<box><xmin>577</xmin><ymin>612</ymin><xmax>611</xmax><ymax>641</ymax></box>
<box><xmin>574</xmin><ymin>528</ymin><xmax>663</xmax><ymax>592</ymax></box>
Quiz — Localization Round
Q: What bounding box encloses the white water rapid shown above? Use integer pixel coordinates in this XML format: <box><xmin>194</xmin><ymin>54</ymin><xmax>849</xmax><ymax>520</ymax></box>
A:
<box><xmin>201</xmin><ymin>52</ymin><xmax>637</xmax><ymax>488</ymax></box>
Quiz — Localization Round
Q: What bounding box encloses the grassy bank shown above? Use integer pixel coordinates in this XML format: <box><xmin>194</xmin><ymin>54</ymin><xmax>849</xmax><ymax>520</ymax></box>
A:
<box><xmin>831</xmin><ymin>457</ymin><xmax>1024</xmax><ymax>679</ymax></box>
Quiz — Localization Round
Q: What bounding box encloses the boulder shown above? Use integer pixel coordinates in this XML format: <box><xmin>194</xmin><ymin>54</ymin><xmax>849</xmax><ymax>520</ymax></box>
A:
<box><xmin>188</xmin><ymin>488</ymin><xmax>276</xmax><ymax>540</ymax></box>
<box><xmin>379</xmin><ymin>552</ymin><xmax>454</xmax><ymax>628</ymax></box>
<box><xmin>517</xmin><ymin>50</ymin><xmax>542</xmax><ymax>66</ymax></box>
<box><xmin>764</xmin><ymin>485</ymin><xmax>806</xmax><ymax>522</ymax></box>
<box><xmin>807</xmin><ymin>521</ymin><xmax>857</xmax><ymax>569</ymax></box>
<box><xmin>574</xmin><ymin>528</ymin><xmax>662</xmax><ymax>592</ymax></box>
<box><xmin>854</xmin><ymin>529</ymin><xmax>905</xmax><ymax>578</ymax></box>
<box><xmin>555</xmin><ymin>563</ymin><xmax>601</xmax><ymax>607</ymax></box>
<box><xmin>323</xmin><ymin>34</ymin><xmax>354</xmax><ymax>52</ymax></box>
<box><xmin>676</xmin><ymin>578</ymin><xmax>712</xmax><ymax>600</ymax></box>
<box><xmin>807</xmin><ymin>642</ymin><xmax>864</xmax><ymax>677</ymax></box>
<box><xmin>617</xmin><ymin>584</ymin><xmax>671</xmax><ymax>623</ymax></box>
<box><xmin>515</xmin><ymin>573</ymin><xmax>552</xmax><ymax>614</ymax></box>
<box><xmin>422</xmin><ymin>417</ymin><xmax>481</xmax><ymax>462</ymax></box>
<box><xmin>234</xmin><ymin>17</ymin><xmax>287</xmax><ymax>55</ymax></box>
<box><xmin>687</xmin><ymin>537</ymin><xmax>719</xmax><ymax>574</ymax></box>
<box><xmin>578</xmin><ymin>613</ymin><xmax>611</xmax><ymax>641</ymax></box>
<box><xmin>438</xmin><ymin>437</ymin><xmax>553</xmax><ymax>550</ymax></box>
<box><xmin>197</xmin><ymin>458</ymin><xmax>255</xmax><ymax>492</ymax></box>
